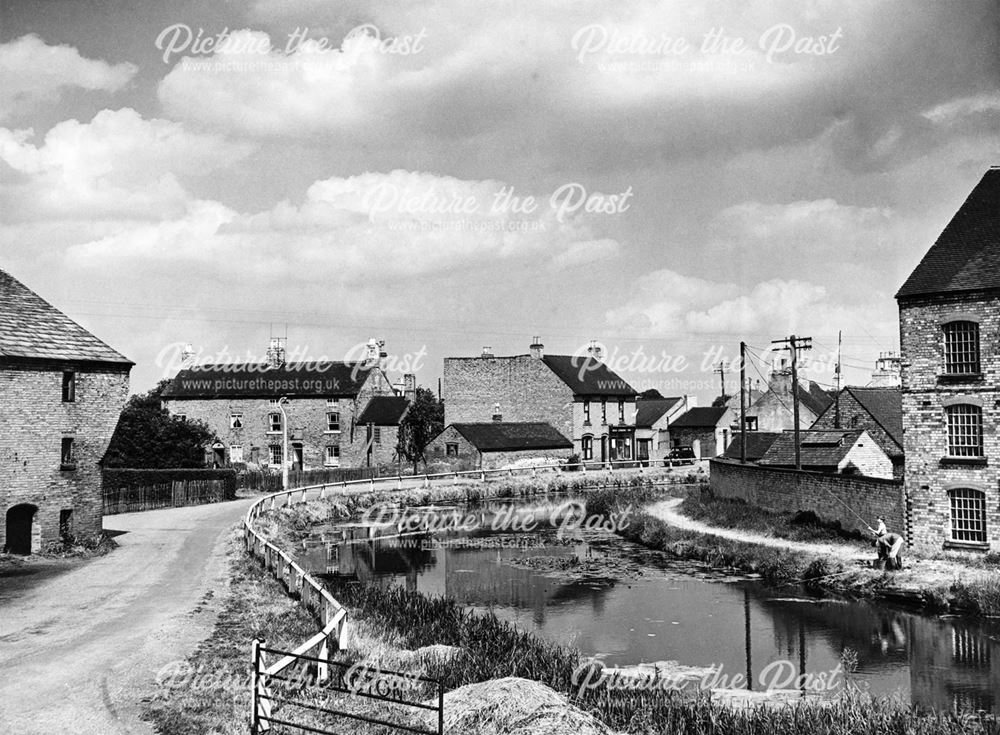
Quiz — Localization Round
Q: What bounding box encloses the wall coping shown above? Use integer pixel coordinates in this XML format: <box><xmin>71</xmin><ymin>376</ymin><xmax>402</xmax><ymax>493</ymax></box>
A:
<box><xmin>709</xmin><ymin>458</ymin><xmax>904</xmax><ymax>487</ymax></box>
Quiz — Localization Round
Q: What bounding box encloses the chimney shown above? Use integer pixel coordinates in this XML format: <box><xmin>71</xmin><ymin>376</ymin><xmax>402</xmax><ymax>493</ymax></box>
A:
<box><xmin>492</xmin><ymin>402</ymin><xmax>502</xmax><ymax>422</ymax></box>
<box><xmin>403</xmin><ymin>373</ymin><xmax>416</xmax><ymax>401</ymax></box>
<box><xmin>181</xmin><ymin>343</ymin><xmax>196</xmax><ymax>367</ymax></box>
<box><xmin>266</xmin><ymin>337</ymin><xmax>286</xmax><ymax>368</ymax></box>
<box><xmin>365</xmin><ymin>338</ymin><xmax>380</xmax><ymax>366</ymax></box>
<box><xmin>481</xmin><ymin>346</ymin><xmax>494</xmax><ymax>358</ymax></box>
<box><xmin>529</xmin><ymin>336</ymin><xmax>544</xmax><ymax>359</ymax></box>
<box><xmin>587</xmin><ymin>339</ymin><xmax>603</xmax><ymax>361</ymax></box>
<box><xmin>378</xmin><ymin>340</ymin><xmax>387</xmax><ymax>371</ymax></box>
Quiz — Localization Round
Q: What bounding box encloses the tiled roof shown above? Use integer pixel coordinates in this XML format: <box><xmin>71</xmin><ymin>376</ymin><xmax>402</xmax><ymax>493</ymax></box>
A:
<box><xmin>670</xmin><ymin>406</ymin><xmax>730</xmax><ymax>428</ymax></box>
<box><xmin>846</xmin><ymin>387</ymin><xmax>903</xmax><ymax>452</ymax></box>
<box><xmin>161</xmin><ymin>362</ymin><xmax>373</xmax><ymax>399</ymax></box>
<box><xmin>800</xmin><ymin>382</ymin><xmax>834</xmax><ymax>417</ymax></box>
<box><xmin>451</xmin><ymin>422</ymin><xmax>573</xmax><ymax>451</ymax></box>
<box><xmin>759</xmin><ymin>429</ymin><xmax>866</xmax><ymax>467</ymax></box>
<box><xmin>0</xmin><ymin>268</ymin><xmax>132</xmax><ymax>365</ymax></box>
<box><xmin>541</xmin><ymin>355</ymin><xmax>637</xmax><ymax>396</ymax></box>
<box><xmin>357</xmin><ymin>395</ymin><xmax>410</xmax><ymax>425</ymax></box>
<box><xmin>636</xmin><ymin>397</ymin><xmax>683</xmax><ymax>428</ymax></box>
<box><xmin>896</xmin><ymin>167</ymin><xmax>1000</xmax><ymax>299</ymax></box>
<box><xmin>722</xmin><ymin>432</ymin><xmax>783</xmax><ymax>461</ymax></box>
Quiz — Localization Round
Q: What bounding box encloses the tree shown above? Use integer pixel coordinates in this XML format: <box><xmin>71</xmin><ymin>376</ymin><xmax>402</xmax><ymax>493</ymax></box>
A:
<box><xmin>102</xmin><ymin>380</ymin><xmax>216</xmax><ymax>468</ymax></box>
<box><xmin>640</xmin><ymin>388</ymin><xmax>664</xmax><ymax>399</ymax></box>
<box><xmin>396</xmin><ymin>386</ymin><xmax>444</xmax><ymax>473</ymax></box>
<box><xmin>711</xmin><ymin>394</ymin><xmax>731</xmax><ymax>407</ymax></box>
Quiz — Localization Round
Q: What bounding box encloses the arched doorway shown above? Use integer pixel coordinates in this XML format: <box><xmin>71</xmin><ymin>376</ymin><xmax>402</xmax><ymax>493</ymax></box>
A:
<box><xmin>5</xmin><ymin>504</ymin><xmax>38</xmax><ymax>555</ymax></box>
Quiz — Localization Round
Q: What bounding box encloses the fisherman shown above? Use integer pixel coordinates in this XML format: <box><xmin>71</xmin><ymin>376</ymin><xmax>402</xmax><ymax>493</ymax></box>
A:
<box><xmin>875</xmin><ymin>530</ymin><xmax>904</xmax><ymax>570</ymax></box>
<box><xmin>870</xmin><ymin>517</ymin><xmax>887</xmax><ymax>537</ymax></box>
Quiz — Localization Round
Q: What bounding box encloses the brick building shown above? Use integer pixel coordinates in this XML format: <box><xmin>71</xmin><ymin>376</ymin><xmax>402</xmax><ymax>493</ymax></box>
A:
<box><xmin>810</xmin><ymin>386</ymin><xmax>904</xmax><ymax>479</ymax></box>
<box><xmin>161</xmin><ymin>339</ymin><xmax>410</xmax><ymax>471</ymax></box>
<box><xmin>442</xmin><ymin>339</ymin><xmax>638</xmax><ymax>463</ymax></box>
<box><xmin>1</xmin><ymin>269</ymin><xmax>132</xmax><ymax>554</ymax></box>
<box><xmin>758</xmin><ymin>428</ymin><xmax>894</xmax><ymax>479</ymax></box>
<box><xmin>669</xmin><ymin>406</ymin><xmax>735</xmax><ymax>458</ymax></box>
<box><xmin>897</xmin><ymin>167</ymin><xmax>1000</xmax><ymax>551</ymax></box>
<box><xmin>634</xmin><ymin>396</ymin><xmax>690</xmax><ymax>463</ymax></box>
<box><xmin>425</xmin><ymin>422</ymin><xmax>574</xmax><ymax>470</ymax></box>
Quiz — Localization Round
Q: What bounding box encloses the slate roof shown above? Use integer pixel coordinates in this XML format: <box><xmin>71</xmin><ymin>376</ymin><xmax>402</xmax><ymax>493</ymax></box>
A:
<box><xmin>357</xmin><ymin>395</ymin><xmax>410</xmax><ymax>425</ymax></box>
<box><xmin>800</xmin><ymin>381</ymin><xmax>835</xmax><ymax>417</ymax></box>
<box><xmin>670</xmin><ymin>406</ymin><xmax>730</xmax><ymax>429</ymax></box>
<box><xmin>541</xmin><ymin>355</ymin><xmax>637</xmax><ymax>396</ymax></box>
<box><xmin>161</xmin><ymin>362</ymin><xmax>374</xmax><ymax>399</ymax></box>
<box><xmin>450</xmin><ymin>422</ymin><xmax>573</xmax><ymax>452</ymax></box>
<box><xmin>722</xmin><ymin>432</ymin><xmax>783</xmax><ymax>461</ymax></box>
<box><xmin>636</xmin><ymin>397</ymin><xmax>683</xmax><ymax>428</ymax></box>
<box><xmin>847</xmin><ymin>387</ymin><xmax>903</xmax><ymax>450</ymax></box>
<box><xmin>759</xmin><ymin>429</ymin><xmax>867</xmax><ymax>468</ymax></box>
<box><xmin>0</xmin><ymin>268</ymin><xmax>132</xmax><ymax>365</ymax></box>
<box><xmin>896</xmin><ymin>167</ymin><xmax>1000</xmax><ymax>299</ymax></box>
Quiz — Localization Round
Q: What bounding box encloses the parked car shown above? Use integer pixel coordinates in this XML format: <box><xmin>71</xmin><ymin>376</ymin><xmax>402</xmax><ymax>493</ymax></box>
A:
<box><xmin>665</xmin><ymin>447</ymin><xmax>696</xmax><ymax>466</ymax></box>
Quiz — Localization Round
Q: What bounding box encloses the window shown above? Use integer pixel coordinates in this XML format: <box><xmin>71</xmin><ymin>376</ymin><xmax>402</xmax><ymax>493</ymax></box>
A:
<box><xmin>581</xmin><ymin>435</ymin><xmax>593</xmax><ymax>461</ymax></box>
<box><xmin>268</xmin><ymin>413</ymin><xmax>282</xmax><ymax>433</ymax></box>
<box><xmin>618</xmin><ymin>400</ymin><xmax>625</xmax><ymax>424</ymax></box>
<box><xmin>230</xmin><ymin>412</ymin><xmax>244</xmax><ymax>429</ymax></box>
<box><xmin>949</xmin><ymin>488</ymin><xmax>987</xmax><ymax>544</ymax></box>
<box><xmin>59</xmin><ymin>509</ymin><xmax>73</xmax><ymax>539</ymax></box>
<box><xmin>268</xmin><ymin>445</ymin><xmax>282</xmax><ymax>465</ymax></box>
<box><xmin>326</xmin><ymin>412</ymin><xmax>340</xmax><ymax>432</ymax></box>
<box><xmin>943</xmin><ymin>321</ymin><xmax>980</xmax><ymax>375</ymax></box>
<box><xmin>601</xmin><ymin>399</ymin><xmax>607</xmax><ymax>424</ymax></box>
<box><xmin>744</xmin><ymin>416</ymin><xmax>758</xmax><ymax>431</ymax></box>
<box><xmin>60</xmin><ymin>437</ymin><xmax>75</xmax><ymax>469</ymax></box>
<box><xmin>583</xmin><ymin>400</ymin><xmax>591</xmax><ymax>423</ymax></box>
<box><xmin>325</xmin><ymin>444</ymin><xmax>341</xmax><ymax>466</ymax></box>
<box><xmin>373</xmin><ymin>427</ymin><xmax>382</xmax><ymax>445</ymax></box>
<box><xmin>946</xmin><ymin>404</ymin><xmax>983</xmax><ymax>457</ymax></box>
<box><xmin>610</xmin><ymin>436</ymin><xmax>631</xmax><ymax>460</ymax></box>
<box><xmin>446</xmin><ymin>442</ymin><xmax>459</xmax><ymax>457</ymax></box>
<box><xmin>230</xmin><ymin>445</ymin><xmax>244</xmax><ymax>463</ymax></box>
<box><xmin>62</xmin><ymin>371</ymin><xmax>76</xmax><ymax>402</ymax></box>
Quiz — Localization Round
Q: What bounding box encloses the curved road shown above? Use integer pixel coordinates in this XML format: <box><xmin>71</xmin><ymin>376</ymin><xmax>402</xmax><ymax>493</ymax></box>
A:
<box><xmin>0</xmin><ymin>498</ymin><xmax>254</xmax><ymax>735</ymax></box>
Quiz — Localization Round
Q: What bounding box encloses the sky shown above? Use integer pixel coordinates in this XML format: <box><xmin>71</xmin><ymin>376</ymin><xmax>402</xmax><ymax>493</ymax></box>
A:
<box><xmin>1</xmin><ymin>0</ymin><xmax>998</xmax><ymax>401</ymax></box>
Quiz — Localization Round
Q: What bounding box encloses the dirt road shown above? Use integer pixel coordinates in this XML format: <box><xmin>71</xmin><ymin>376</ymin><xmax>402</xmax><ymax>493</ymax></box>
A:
<box><xmin>0</xmin><ymin>498</ymin><xmax>254</xmax><ymax>735</ymax></box>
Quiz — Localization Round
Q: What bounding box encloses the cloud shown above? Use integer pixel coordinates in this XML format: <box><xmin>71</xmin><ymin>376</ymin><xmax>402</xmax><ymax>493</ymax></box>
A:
<box><xmin>0</xmin><ymin>35</ymin><xmax>137</xmax><ymax>120</ymax></box>
<box><xmin>0</xmin><ymin>108</ymin><xmax>255</xmax><ymax>221</ymax></box>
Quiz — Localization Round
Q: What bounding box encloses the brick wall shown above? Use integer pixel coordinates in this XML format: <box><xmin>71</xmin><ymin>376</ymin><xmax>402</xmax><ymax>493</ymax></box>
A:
<box><xmin>164</xmin><ymin>369</ymin><xmax>396</xmax><ymax>470</ymax></box>
<box><xmin>709</xmin><ymin>458</ymin><xmax>905</xmax><ymax>537</ymax></box>
<box><xmin>1</xmin><ymin>364</ymin><xmax>130</xmax><ymax>551</ymax></box>
<box><xmin>841</xmin><ymin>432</ymin><xmax>895</xmax><ymax>479</ymax></box>
<box><xmin>425</xmin><ymin>425</ymin><xmax>479</xmax><ymax>470</ymax></box>
<box><xmin>899</xmin><ymin>292</ymin><xmax>1000</xmax><ymax>550</ymax></box>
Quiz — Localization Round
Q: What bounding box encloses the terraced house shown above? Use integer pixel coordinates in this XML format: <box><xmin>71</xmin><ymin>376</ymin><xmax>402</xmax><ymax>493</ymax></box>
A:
<box><xmin>897</xmin><ymin>167</ymin><xmax>1000</xmax><ymax>551</ymax></box>
<box><xmin>161</xmin><ymin>339</ymin><xmax>411</xmax><ymax>470</ymax></box>
<box><xmin>1</xmin><ymin>269</ymin><xmax>132</xmax><ymax>554</ymax></box>
<box><xmin>441</xmin><ymin>338</ymin><xmax>638</xmax><ymax>463</ymax></box>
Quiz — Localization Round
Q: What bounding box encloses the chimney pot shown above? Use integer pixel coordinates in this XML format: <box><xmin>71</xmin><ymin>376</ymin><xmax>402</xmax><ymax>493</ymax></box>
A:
<box><xmin>529</xmin><ymin>337</ymin><xmax>544</xmax><ymax>359</ymax></box>
<box><xmin>481</xmin><ymin>346</ymin><xmax>494</xmax><ymax>358</ymax></box>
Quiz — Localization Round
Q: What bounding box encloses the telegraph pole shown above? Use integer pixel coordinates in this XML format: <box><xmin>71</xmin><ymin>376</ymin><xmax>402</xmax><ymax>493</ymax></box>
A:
<box><xmin>834</xmin><ymin>330</ymin><xmax>843</xmax><ymax>429</ymax></box>
<box><xmin>740</xmin><ymin>341</ymin><xmax>747</xmax><ymax>463</ymax></box>
<box><xmin>714</xmin><ymin>361</ymin><xmax>727</xmax><ymax>403</ymax></box>
<box><xmin>772</xmin><ymin>334</ymin><xmax>812</xmax><ymax>469</ymax></box>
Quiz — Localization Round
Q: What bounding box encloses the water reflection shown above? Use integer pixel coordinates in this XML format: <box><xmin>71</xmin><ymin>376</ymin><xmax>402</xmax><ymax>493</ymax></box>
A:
<box><xmin>298</xmin><ymin>499</ymin><xmax>1000</xmax><ymax>712</ymax></box>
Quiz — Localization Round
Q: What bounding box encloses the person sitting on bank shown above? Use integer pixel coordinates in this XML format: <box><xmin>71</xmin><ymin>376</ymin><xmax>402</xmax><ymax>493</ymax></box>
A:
<box><xmin>875</xmin><ymin>531</ymin><xmax>904</xmax><ymax>570</ymax></box>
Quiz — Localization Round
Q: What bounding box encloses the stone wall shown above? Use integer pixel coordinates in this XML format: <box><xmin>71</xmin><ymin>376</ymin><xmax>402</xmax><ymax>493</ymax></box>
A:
<box><xmin>899</xmin><ymin>292</ymin><xmax>1000</xmax><ymax>550</ymax></box>
<box><xmin>709</xmin><ymin>458</ymin><xmax>906</xmax><ymax>538</ymax></box>
<box><xmin>1</xmin><ymin>364</ymin><xmax>130</xmax><ymax>551</ymax></box>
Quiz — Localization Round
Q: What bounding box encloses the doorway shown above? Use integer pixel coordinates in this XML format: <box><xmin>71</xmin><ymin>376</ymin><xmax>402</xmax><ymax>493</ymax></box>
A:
<box><xmin>5</xmin><ymin>504</ymin><xmax>38</xmax><ymax>555</ymax></box>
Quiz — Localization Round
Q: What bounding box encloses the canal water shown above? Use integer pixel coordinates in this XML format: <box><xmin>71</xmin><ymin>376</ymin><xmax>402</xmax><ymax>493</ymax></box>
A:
<box><xmin>297</xmin><ymin>494</ymin><xmax>1000</xmax><ymax>712</ymax></box>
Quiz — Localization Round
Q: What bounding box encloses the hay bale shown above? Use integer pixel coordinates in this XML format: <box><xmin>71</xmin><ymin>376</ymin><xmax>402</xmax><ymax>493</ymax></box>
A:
<box><xmin>432</xmin><ymin>677</ymin><xmax>616</xmax><ymax>735</ymax></box>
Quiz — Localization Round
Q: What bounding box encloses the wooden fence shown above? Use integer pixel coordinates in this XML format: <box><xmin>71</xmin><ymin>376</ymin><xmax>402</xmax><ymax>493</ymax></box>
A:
<box><xmin>103</xmin><ymin>479</ymin><xmax>229</xmax><ymax>515</ymax></box>
<box><xmin>238</xmin><ymin>466</ymin><xmax>384</xmax><ymax>494</ymax></box>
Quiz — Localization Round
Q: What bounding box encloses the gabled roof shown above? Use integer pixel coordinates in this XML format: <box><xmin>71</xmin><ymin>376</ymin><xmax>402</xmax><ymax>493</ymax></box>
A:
<box><xmin>722</xmin><ymin>432</ymin><xmax>783</xmax><ymax>461</ymax></box>
<box><xmin>636</xmin><ymin>397</ymin><xmax>683</xmax><ymax>428</ymax></box>
<box><xmin>357</xmin><ymin>395</ymin><xmax>410</xmax><ymax>425</ymax></box>
<box><xmin>846</xmin><ymin>387</ymin><xmax>903</xmax><ymax>450</ymax></box>
<box><xmin>0</xmin><ymin>268</ymin><xmax>132</xmax><ymax>365</ymax></box>
<box><xmin>449</xmin><ymin>422</ymin><xmax>573</xmax><ymax>452</ymax></box>
<box><xmin>670</xmin><ymin>406</ymin><xmax>730</xmax><ymax>429</ymax></box>
<box><xmin>800</xmin><ymin>382</ymin><xmax>834</xmax><ymax>417</ymax></box>
<box><xmin>541</xmin><ymin>354</ymin><xmax>637</xmax><ymax>397</ymax></box>
<box><xmin>896</xmin><ymin>167</ymin><xmax>1000</xmax><ymax>299</ymax></box>
<box><xmin>161</xmin><ymin>362</ymin><xmax>374</xmax><ymax>399</ymax></box>
<box><xmin>759</xmin><ymin>429</ymin><xmax>869</xmax><ymax>467</ymax></box>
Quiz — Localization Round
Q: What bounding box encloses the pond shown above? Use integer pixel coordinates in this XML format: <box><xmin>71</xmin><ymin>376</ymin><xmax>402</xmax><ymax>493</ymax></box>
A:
<box><xmin>296</xmin><ymin>494</ymin><xmax>1000</xmax><ymax>712</ymax></box>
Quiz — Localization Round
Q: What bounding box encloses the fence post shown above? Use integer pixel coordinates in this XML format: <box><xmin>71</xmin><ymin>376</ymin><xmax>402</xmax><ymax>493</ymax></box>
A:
<box><xmin>438</xmin><ymin>680</ymin><xmax>445</xmax><ymax>735</ymax></box>
<box><xmin>397</xmin><ymin>475</ymin><xmax>403</xmax><ymax>490</ymax></box>
<box><xmin>423</xmin><ymin>475</ymin><xmax>430</xmax><ymax>488</ymax></box>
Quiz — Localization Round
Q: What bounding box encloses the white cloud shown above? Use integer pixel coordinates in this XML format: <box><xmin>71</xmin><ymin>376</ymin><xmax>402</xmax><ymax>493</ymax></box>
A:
<box><xmin>922</xmin><ymin>93</ymin><xmax>1000</xmax><ymax>125</ymax></box>
<box><xmin>0</xmin><ymin>35</ymin><xmax>137</xmax><ymax>120</ymax></box>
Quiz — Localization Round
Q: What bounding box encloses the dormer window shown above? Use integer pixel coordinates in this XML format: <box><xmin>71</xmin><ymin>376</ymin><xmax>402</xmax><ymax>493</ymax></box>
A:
<box><xmin>943</xmin><ymin>320</ymin><xmax>980</xmax><ymax>376</ymax></box>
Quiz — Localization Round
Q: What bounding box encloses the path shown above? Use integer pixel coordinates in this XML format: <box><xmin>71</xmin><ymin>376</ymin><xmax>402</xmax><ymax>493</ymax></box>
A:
<box><xmin>646</xmin><ymin>498</ymin><xmax>871</xmax><ymax>561</ymax></box>
<box><xmin>0</xmin><ymin>497</ymin><xmax>255</xmax><ymax>735</ymax></box>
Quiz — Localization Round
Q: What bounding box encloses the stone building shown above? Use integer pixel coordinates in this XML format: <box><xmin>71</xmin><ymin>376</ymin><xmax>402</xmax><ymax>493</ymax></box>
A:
<box><xmin>744</xmin><ymin>356</ymin><xmax>833</xmax><ymax>432</ymax></box>
<box><xmin>810</xmin><ymin>386</ymin><xmax>904</xmax><ymax>479</ymax></box>
<box><xmin>757</xmin><ymin>429</ymin><xmax>894</xmax><ymax>479</ymax></box>
<box><xmin>442</xmin><ymin>338</ymin><xmax>638</xmax><ymax>463</ymax></box>
<box><xmin>356</xmin><ymin>393</ymin><xmax>412</xmax><ymax>467</ymax></box>
<box><xmin>669</xmin><ymin>406</ymin><xmax>735</xmax><ymax>458</ymax></box>
<box><xmin>425</xmin><ymin>422</ymin><xmax>574</xmax><ymax>470</ymax></box>
<box><xmin>634</xmin><ymin>396</ymin><xmax>690</xmax><ymax>463</ymax></box>
<box><xmin>897</xmin><ymin>167</ymin><xmax>1000</xmax><ymax>551</ymax></box>
<box><xmin>1</xmin><ymin>269</ymin><xmax>132</xmax><ymax>554</ymax></box>
<box><xmin>161</xmin><ymin>339</ymin><xmax>411</xmax><ymax>471</ymax></box>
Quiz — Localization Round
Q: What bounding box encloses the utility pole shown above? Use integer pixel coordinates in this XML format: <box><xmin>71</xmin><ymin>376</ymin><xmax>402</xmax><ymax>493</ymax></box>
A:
<box><xmin>714</xmin><ymin>361</ymin><xmax>727</xmax><ymax>403</ymax></box>
<box><xmin>772</xmin><ymin>334</ymin><xmax>812</xmax><ymax>470</ymax></box>
<box><xmin>834</xmin><ymin>330</ymin><xmax>843</xmax><ymax>429</ymax></box>
<box><xmin>278</xmin><ymin>396</ymin><xmax>290</xmax><ymax>491</ymax></box>
<box><xmin>740</xmin><ymin>341</ymin><xmax>747</xmax><ymax>463</ymax></box>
